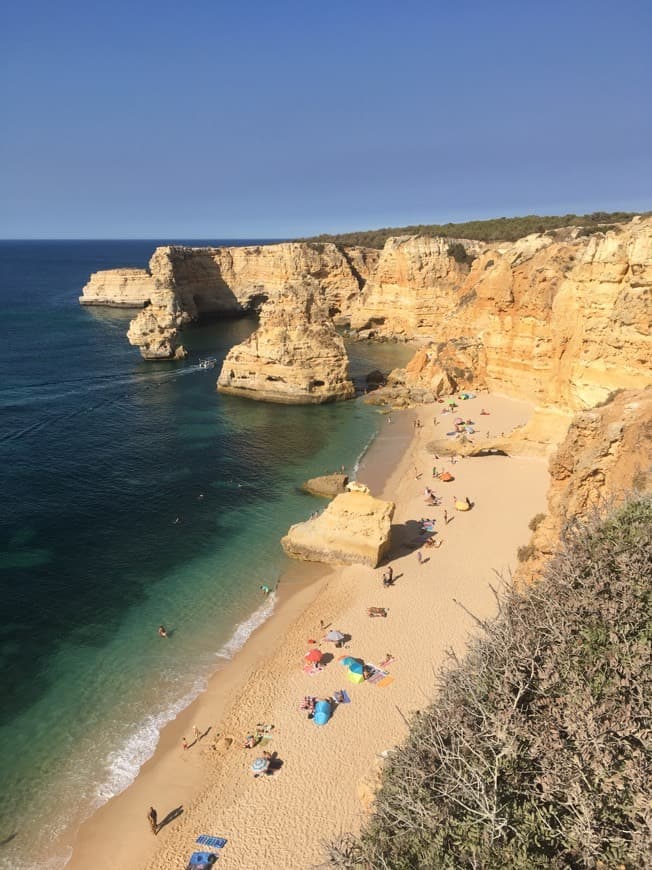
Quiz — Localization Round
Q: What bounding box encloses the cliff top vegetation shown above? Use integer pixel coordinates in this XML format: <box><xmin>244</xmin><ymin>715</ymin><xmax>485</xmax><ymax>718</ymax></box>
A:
<box><xmin>328</xmin><ymin>497</ymin><xmax>652</xmax><ymax>869</ymax></box>
<box><xmin>302</xmin><ymin>211</ymin><xmax>649</xmax><ymax>249</ymax></box>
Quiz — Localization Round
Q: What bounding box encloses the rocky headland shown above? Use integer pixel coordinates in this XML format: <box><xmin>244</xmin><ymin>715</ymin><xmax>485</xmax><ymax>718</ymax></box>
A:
<box><xmin>216</xmin><ymin>281</ymin><xmax>355</xmax><ymax>404</ymax></box>
<box><xmin>79</xmin><ymin>218</ymin><xmax>650</xmax><ymax>416</ymax></box>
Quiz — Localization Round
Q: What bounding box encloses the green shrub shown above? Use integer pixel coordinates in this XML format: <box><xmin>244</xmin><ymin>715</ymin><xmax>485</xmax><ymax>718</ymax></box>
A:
<box><xmin>447</xmin><ymin>242</ymin><xmax>474</xmax><ymax>266</ymax></box>
<box><xmin>328</xmin><ymin>498</ymin><xmax>652</xmax><ymax>868</ymax></box>
<box><xmin>528</xmin><ymin>512</ymin><xmax>546</xmax><ymax>532</ymax></box>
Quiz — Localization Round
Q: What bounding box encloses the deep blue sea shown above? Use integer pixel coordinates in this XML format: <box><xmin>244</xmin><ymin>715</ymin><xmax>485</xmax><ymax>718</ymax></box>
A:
<box><xmin>0</xmin><ymin>241</ymin><xmax>412</xmax><ymax>869</ymax></box>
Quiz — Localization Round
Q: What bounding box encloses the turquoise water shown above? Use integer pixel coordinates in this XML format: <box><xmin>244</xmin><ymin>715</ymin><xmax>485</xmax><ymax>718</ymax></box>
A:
<box><xmin>0</xmin><ymin>241</ymin><xmax>412</xmax><ymax>869</ymax></box>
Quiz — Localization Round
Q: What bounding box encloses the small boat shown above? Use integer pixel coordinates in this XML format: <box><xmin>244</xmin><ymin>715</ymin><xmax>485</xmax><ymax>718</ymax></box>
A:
<box><xmin>198</xmin><ymin>358</ymin><xmax>217</xmax><ymax>369</ymax></box>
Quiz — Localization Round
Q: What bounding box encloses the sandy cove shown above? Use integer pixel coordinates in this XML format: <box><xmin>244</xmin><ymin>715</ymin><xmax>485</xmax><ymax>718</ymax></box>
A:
<box><xmin>65</xmin><ymin>393</ymin><xmax>549</xmax><ymax>870</ymax></box>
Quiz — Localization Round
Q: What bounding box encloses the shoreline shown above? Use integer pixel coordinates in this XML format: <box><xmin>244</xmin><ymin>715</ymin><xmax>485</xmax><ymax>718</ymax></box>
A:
<box><xmin>65</xmin><ymin>394</ymin><xmax>548</xmax><ymax>869</ymax></box>
<box><xmin>61</xmin><ymin>406</ymin><xmax>414</xmax><ymax>870</ymax></box>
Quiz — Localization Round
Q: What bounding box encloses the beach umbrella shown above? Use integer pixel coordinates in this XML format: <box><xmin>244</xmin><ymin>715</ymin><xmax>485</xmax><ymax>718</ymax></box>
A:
<box><xmin>347</xmin><ymin>659</ymin><xmax>365</xmax><ymax>675</ymax></box>
<box><xmin>313</xmin><ymin>699</ymin><xmax>332</xmax><ymax>726</ymax></box>
<box><xmin>251</xmin><ymin>756</ymin><xmax>270</xmax><ymax>774</ymax></box>
<box><xmin>305</xmin><ymin>648</ymin><xmax>323</xmax><ymax>663</ymax></box>
<box><xmin>340</xmin><ymin>656</ymin><xmax>357</xmax><ymax>667</ymax></box>
<box><xmin>324</xmin><ymin>630</ymin><xmax>345</xmax><ymax>642</ymax></box>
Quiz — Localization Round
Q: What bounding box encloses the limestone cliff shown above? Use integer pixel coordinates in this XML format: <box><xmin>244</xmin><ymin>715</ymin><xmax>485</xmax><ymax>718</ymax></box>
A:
<box><xmin>281</xmin><ymin>490</ymin><xmax>395</xmax><ymax>567</ymax></box>
<box><xmin>517</xmin><ymin>388</ymin><xmax>651</xmax><ymax>583</ymax></box>
<box><xmin>355</xmin><ymin>219</ymin><xmax>651</xmax><ymax>410</ymax></box>
<box><xmin>349</xmin><ymin>236</ymin><xmax>484</xmax><ymax>338</ymax></box>
<box><xmin>216</xmin><ymin>281</ymin><xmax>355</xmax><ymax>404</ymax></box>
<box><xmin>366</xmin><ymin>338</ymin><xmax>487</xmax><ymax>407</ymax></box>
<box><xmin>80</xmin><ymin>241</ymin><xmax>367</xmax><ymax>359</ymax></box>
<box><xmin>79</xmin><ymin>268</ymin><xmax>156</xmax><ymax>307</ymax></box>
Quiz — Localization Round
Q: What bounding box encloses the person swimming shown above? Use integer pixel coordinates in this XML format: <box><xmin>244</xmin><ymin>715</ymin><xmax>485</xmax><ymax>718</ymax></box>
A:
<box><xmin>158</xmin><ymin>625</ymin><xmax>168</xmax><ymax>638</ymax></box>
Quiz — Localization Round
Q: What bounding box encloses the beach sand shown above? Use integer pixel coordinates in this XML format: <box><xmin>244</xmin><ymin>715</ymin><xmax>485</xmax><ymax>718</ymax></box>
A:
<box><xmin>65</xmin><ymin>393</ymin><xmax>549</xmax><ymax>870</ymax></box>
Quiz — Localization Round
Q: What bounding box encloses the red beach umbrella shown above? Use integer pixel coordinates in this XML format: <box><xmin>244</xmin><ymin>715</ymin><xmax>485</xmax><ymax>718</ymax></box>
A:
<box><xmin>305</xmin><ymin>648</ymin><xmax>323</xmax><ymax>663</ymax></box>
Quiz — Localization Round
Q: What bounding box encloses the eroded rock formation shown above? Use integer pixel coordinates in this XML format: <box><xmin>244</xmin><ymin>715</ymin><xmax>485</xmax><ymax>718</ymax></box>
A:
<box><xmin>217</xmin><ymin>282</ymin><xmax>355</xmax><ymax>404</ymax></box>
<box><xmin>349</xmin><ymin>235</ymin><xmax>484</xmax><ymax>338</ymax></box>
<box><xmin>79</xmin><ymin>219</ymin><xmax>651</xmax><ymax>409</ymax></box>
<box><xmin>80</xmin><ymin>242</ymin><xmax>369</xmax><ymax>359</ymax></box>
<box><xmin>352</xmin><ymin>219</ymin><xmax>652</xmax><ymax>410</ymax></box>
<box><xmin>126</xmin><ymin>291</ymin><xmax>190</xmax><ymax>360</ymax></box>
<box><xmin>517</xmin><ymin>388</ymin><xmax>651</xmax><ymax>582</ymax></box>
<box><xmin>281</xmin><ymin>490</ymin><xmax>395</xmax><ymax>567</ymax></box>
<box><xmin>366</xmin><ymin>338</ymin><xmax>486</xmax><ymax>406</ymax></box>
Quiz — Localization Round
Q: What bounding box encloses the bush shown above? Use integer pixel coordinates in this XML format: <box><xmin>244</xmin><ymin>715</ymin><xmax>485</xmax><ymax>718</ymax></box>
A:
<box><xmin>447</xmin><ymin>242</ymin><xmax>475</xmax><ymax>266</ymax></box>
<box><xmin>299</xmin><ymin>211</ymin><xmax>647</xmax><ymax>249</ymax></box>
<box><xmin>528</xmin><ymin>512</ymin><xmax>546</xmax><ymax>532</ymax></box>
<box><xmin>328</xmin><ymin>498</ymin><xmax>652</xmax><ymax>869</ymax></box>
<box><xmin>517</xmin><ymin>543</ymin><xmax>536</xmax><ymax>562</ymax></box>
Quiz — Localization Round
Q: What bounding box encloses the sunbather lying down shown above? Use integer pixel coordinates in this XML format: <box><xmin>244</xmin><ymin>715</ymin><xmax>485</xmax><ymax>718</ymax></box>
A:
<box><xmin>367</xmin><ymin>606</ymin><xmax>388</xmax><ymax>617</ymax></box>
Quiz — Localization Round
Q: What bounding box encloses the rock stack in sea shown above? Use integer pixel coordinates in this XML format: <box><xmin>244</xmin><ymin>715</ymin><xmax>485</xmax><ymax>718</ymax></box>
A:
<box><xmin>126</xmin><ymin>291</ymin><xmax>190</xmax><ymax>360</ymax></box>
<box><xmin>217</xmin><ymin>281</ymin><xmax>355</xmax><ymax>404</ymax></box>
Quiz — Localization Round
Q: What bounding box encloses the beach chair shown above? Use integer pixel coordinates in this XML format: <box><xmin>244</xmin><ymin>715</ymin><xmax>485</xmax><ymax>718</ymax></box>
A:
<box><xmin>196</xmin><ymin>835</ymin><xmax>227</xmax><ymax>849</ymax></box>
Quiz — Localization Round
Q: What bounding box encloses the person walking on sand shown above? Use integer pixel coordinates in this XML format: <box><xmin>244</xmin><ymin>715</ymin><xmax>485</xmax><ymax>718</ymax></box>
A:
<box><xmin>443</xmin><ymin>509</ymin><xmax>448</xmax><ymax>525</ymax></box>
<box><xmin>147</xmin><ymin>806</ymin><xmax>158</xmax><ymax>835</ymax></box>
<box><xmin>417</xmin><ymin>551</ymin><xmax>424</xmax><ymax>565</ymax></box>
<box><xmin>182</xmin><ymin>737</ymin><xmax>189</xmax><ymax>750</ymax></box>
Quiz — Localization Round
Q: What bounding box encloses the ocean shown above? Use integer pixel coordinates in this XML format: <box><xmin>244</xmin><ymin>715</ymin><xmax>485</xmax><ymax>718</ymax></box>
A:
<box><xmin>0</xmin><ymin>241</ymin><xmax>412</xmax><ymax>869</ymax></box>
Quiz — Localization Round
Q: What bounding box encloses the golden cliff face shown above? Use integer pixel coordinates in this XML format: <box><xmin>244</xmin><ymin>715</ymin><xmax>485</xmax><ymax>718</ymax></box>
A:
<box><xmin>216</xmin><ymin>281</ymin><xmax>355</xmax><ymax>404</ymax></box>
<box><xmin>352</xmin><ymin>219</ymin><xmax>651</xmax><ymax>411</ymax></box>
<box><xmin>517</xmin><ymin>388</ymin><xmax>651</xmax><ymax>583</ymax></box>
<box><xmin>349</xmin><ymin>236</ymin><xmax>484</xmax><ymax>336</ymax></box>
<box><xmin>79</xmin><ymin>218</ymin><xmax>651</xmax><ymax>408</ymax></box>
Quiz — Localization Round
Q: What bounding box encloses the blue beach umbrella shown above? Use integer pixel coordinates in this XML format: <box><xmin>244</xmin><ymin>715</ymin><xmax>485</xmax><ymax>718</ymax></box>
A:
<box><xmin>340</xmin><ymin>656</ymin><xmax>357</xmax><ymax>667</ymax></box>
<box><xmin>251</xmin><ymin>756</ymin><xmax>270</xmax><ymax>774</ymax></box>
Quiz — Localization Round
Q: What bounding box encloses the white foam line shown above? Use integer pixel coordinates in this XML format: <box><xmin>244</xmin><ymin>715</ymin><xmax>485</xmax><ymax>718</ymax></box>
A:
<box><xmin>87</xmin><ymin>594</ymin><xmax>277</xmax><ymax>815</ymax></box>
<box><xmin>215</xmin><ymin>592</ymin><xmax>277</xmax><ymax>660</ymax></box>
<box><xmin>352</xmin><ymin>428</ymin><xmax>378</xmax><ymax>476</ymax></box>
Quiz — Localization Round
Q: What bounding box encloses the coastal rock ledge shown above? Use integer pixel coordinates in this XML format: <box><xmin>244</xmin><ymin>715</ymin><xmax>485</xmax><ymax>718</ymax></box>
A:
<box><xmin>217</xmin><ymin>281</ymin><xmax>355</xmax><ymax>404</ymax></box>
<box><xmin>282</xmin><ymin>490</ymin><xmax>395</xmax><ymax>567</ymax></box>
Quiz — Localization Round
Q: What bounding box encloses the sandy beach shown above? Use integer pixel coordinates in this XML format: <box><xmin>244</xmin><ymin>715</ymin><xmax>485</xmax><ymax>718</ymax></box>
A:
<box><xmin>65</xmin><ymin>393</ymin><xmax>549</xmax><ymax>870</ymax></box>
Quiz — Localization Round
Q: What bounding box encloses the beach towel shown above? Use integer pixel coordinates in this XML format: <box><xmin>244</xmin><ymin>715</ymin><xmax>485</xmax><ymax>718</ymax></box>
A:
<box><xmin>377</xmin><ymin>675</ymin><xmax>395</xmax><ymax>688</ymax></box>
<box><xmin>366</xmin><ymin>667</ymin><xmax>389</xmax><ymax>685</ymax></box>
<box><xmin>303</xmin><ymin>663</ymin><xmax>321</xmax><ymax>675</ymax></box>
<box><xmin>196</xmin><ymin>836</ymin><xmax>228</xmax><ymax>849</ymax></box>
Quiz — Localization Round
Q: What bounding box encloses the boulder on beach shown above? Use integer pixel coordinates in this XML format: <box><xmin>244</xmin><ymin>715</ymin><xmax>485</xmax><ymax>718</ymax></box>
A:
<box><xmin>281</xmin><ymin>490</ymin><xmax>394</xmax><ymax>568</ymax></box>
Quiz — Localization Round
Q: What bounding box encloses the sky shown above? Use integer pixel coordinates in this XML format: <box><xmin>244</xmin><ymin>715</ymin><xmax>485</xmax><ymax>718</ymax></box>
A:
<box><xmin>1</xmin><ymin>0</ymin><xmax>651</xmax><ymax>238</ymax></box>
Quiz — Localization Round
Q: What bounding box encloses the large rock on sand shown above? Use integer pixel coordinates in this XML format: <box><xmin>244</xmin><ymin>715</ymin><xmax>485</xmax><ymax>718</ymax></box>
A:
<box><xmin>282</xmin><ymin>491</ymin><xmax>395</xmax><ymax>567</ymax></box>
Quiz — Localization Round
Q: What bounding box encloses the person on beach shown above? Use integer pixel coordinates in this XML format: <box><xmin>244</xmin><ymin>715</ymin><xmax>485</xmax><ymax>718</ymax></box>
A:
<box><xmin>158</xmin><ymin>625</ymin><xmax>168</xmax><ymax>638</ymax></box>
<box><xmin>147</xmin><ymin>806</ymin><xmax>158</xmax><ymax>835</ymax></box>
<box><xmin>193</xmin><ymin>724</ymin><xmax>201</xmax><ymax>741</ymax></box>
<box><xmin>182</xmin><ymin>737</ymin><xmax>189</xmax><ymax>750</ymax></box>
<box><xmin>260</xmin><ymin>584</ymin><xmax>271</xmax><ymax>596</ymax></box>
<box><xmin>443</xmin><ymin>509</ymin><xmax>448</xmax><ymax>525</ymax></box>
<box><xmin>417</xmin><ymin>551</ymin><xmax>424</xmax><ymax>565</ymax></box>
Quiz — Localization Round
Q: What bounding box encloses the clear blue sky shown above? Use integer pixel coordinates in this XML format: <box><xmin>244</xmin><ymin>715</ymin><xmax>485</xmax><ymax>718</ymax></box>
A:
<box><xmin>2</xmin><ymin>0</ymin><xmax>650</xmax><ymax>238</ymax></box>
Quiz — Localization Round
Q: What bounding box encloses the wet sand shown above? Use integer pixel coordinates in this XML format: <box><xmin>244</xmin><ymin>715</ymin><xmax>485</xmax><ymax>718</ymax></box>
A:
<box><xmin>65</xmin><ymin>394</ymin><xmax>549</xmax><ymax>869</ymax></box>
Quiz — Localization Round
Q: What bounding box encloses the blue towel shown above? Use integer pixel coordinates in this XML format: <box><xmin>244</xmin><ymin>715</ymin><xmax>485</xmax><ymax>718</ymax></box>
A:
<box><xmin>196</xmin><ymin>835</ymin><xmax>227</xmax><ymax>849</ymax></box>
<box><xmin>187</xmin><ymin>851</ymin><xmax>217</xmax><ymax>868</ymax></box>
<box><xmin>340</xmin><ymin>689</ymin><xmax>351</xmax><ymax>703</ymax></box>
